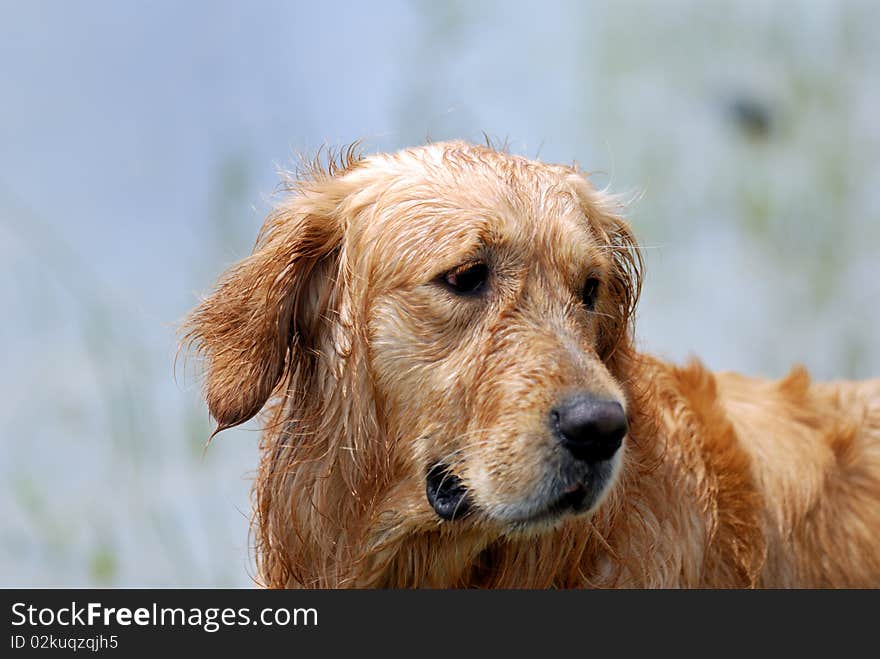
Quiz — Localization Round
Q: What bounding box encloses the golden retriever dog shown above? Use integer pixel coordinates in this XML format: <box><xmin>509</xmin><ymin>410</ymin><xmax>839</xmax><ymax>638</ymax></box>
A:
<box><xmin>185</xmin><ymin>141</ymin><xmax>880</xmax><ymax>588</ymax></box>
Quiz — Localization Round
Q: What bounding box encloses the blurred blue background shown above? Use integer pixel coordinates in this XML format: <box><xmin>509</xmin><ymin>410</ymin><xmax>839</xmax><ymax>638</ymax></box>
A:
<box><xmin>1</xmin><ymin>0</ymin><xmax>878</xmax><ymax>585</ymax></box>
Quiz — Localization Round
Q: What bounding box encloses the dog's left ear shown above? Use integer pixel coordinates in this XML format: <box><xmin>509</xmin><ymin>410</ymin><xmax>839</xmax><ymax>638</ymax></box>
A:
<box><xmin>183</xmin><ymin>183</ymin><xmax>347</xmax><ymax>432</ymax></box>
<box><xmin>567</xmin><ymin>172</ymin><xmax>643</xmax><ymax>362</ymax></box>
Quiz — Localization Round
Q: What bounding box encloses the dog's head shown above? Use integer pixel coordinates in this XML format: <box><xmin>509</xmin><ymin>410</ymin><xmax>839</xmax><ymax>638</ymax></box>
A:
<box><xmin>186</xmin><ymin>141</ymin><xmax>643</xmax><ymax>579</ymax></box>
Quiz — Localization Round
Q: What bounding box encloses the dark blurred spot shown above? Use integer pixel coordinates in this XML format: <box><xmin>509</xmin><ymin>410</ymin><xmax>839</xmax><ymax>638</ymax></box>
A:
<box><xmin>728</xmin><ymin>95</ymin><xmax>774</xmax><ymax>140</ymax></box>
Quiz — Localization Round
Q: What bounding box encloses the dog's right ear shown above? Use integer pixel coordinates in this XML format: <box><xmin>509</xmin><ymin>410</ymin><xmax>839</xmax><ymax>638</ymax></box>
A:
<box><xmin>183</xmin><ymin>182</ymin><xmax>347</xmax><ymax>432</ymax></box>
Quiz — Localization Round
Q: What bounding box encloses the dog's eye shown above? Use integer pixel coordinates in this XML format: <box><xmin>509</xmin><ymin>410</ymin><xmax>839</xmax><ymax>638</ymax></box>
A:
<box><xmin>442</xmin><ymin>263</ymin><xmax>489</xmax><ymax>295</ymax></box>
<box><xmin>582</xmin><ymin>277</ymin><xmax>600</xmax><ymax>311</ymax></box>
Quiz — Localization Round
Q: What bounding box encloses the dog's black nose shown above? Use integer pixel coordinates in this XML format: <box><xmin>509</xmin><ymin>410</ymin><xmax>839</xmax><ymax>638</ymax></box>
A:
<box><xmin>552</xmin><ymin>395</ymin><xmax>627</xmax><ymax>463</ymax></box>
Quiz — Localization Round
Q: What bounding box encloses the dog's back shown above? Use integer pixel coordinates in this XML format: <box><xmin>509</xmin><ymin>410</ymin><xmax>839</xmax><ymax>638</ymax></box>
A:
<box><xmin>713</xmin><ymin>369</ymin><xmax>880</xmax><ymax>586</ymax></box>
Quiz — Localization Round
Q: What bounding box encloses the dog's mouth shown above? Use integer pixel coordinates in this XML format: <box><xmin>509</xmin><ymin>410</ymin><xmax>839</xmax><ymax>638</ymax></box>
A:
<box><xmin>503</xmin><ymin>481</ymin><xmax>596</xmax><ymax>526</ymax></box>
<box><xmin>425</xmin><ymin>463</ymin><xmax>473</xmax><ymax>521</ymax></box>
<box><xmin>425</xmin><ymin>465</ymin><xmax>600</xmax><ymax>526</ymax></box>
<box><xmin>426</xmin><ymin>459</ymin><xmax>615</xmax><ymax>528</ymax></box>
<box><xmin>496</xmin><ymin>457</ymin><xmax>618</xmax><ymax>527</ymax></box>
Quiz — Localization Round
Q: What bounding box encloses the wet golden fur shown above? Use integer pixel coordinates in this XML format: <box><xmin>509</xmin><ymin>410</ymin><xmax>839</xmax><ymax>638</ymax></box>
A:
<box><xmin>185</xmin><ymin>141</ymin><xmax>880</xmax><ymax>588</ymax></box>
